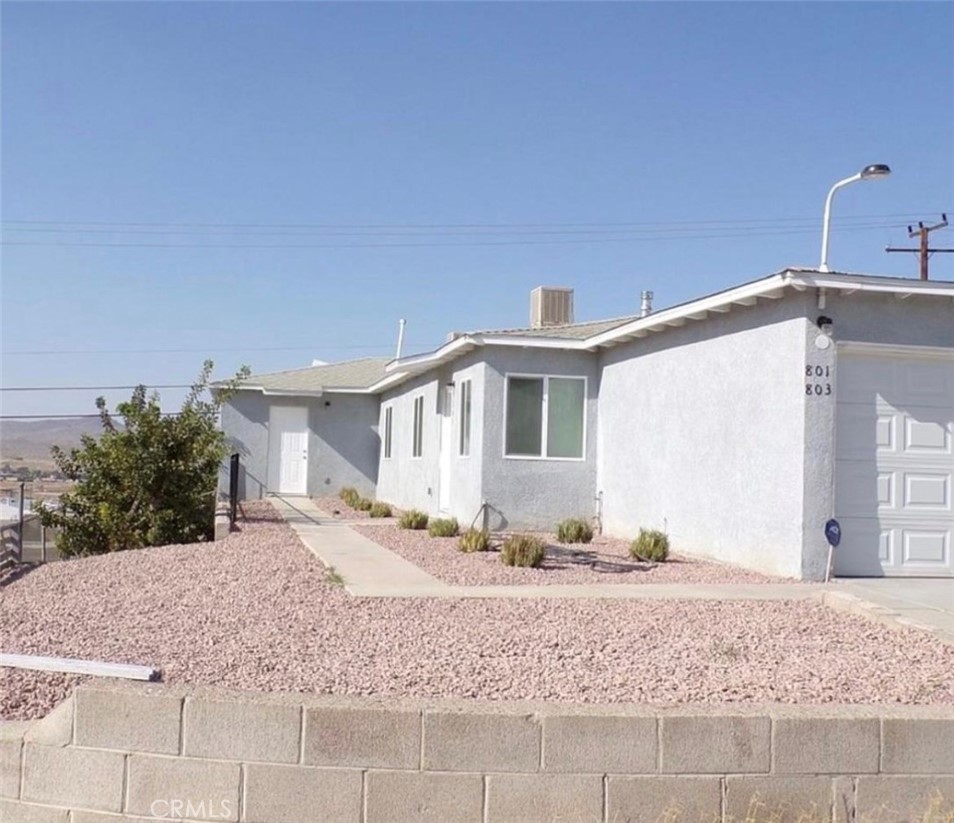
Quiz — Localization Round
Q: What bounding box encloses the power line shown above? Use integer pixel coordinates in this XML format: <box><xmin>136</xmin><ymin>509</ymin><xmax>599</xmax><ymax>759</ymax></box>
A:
<box><xmin>1</xmin><ymin>385</ymin><xmax>193</xmax><ymax>392</ymax></box>
<box><xmin>0</xmin><ymin>219</ymin><xmax>912</xmax><ymax>238</ymax></box>
<box><xmin>0</xmin><ymin>223</ymin><xmax>911</xmax><ymax>249</ymax></box>
<box><xmin>0</xmin><ymin>212</ymin><xmax>935</xmax><ymax>230</ymax></box>
<box><xmin>0</xmin><ymin>413</ymin><xmax>183</xmax><ymax>420</ymax></box>
<box><xmin>2</xmin><ymin>343</ymin><xmax>437</xmax><ymax>356</ymax></box>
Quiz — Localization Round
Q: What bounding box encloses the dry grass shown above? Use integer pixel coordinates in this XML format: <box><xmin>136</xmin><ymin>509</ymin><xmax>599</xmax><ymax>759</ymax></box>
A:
<box><xmin>649</xmin><ymin>792</ymin><xmax>954</xmax><ymax>823</ymax></box>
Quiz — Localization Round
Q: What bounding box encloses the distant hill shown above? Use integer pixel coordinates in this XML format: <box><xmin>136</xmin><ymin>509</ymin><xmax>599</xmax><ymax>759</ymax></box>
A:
<box><xmin>0</xmin><ymin>418</ymin><xmax>107</xmax><ymax>463</ymax></box>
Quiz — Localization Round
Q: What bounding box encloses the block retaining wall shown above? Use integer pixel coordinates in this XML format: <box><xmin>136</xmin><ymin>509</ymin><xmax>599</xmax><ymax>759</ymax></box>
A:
<box><xmin>1</xmin><ymin>683</ymin><xmax>952</xmax><ymax>822</ymax></box>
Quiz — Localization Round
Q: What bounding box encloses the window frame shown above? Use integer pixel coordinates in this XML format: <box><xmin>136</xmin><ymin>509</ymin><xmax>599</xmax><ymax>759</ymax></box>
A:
<box><xmin>458</xmin><ymin>379</ymin><xmax>472</xmax><ymax>458</ymax></box>
<box><xmin>382</xmin><ymin>405</ymin><xmax>393</xmax><ymax>460</ymax></box>
<box><xmin>411</xmin><ymin>394</ymin><xmax>425</xmax><ymax>459</ymax></box>
<box><xmin>502</xmin><ymin>373</ymin><xmax>587</xmax><ymax>462</ymax></box>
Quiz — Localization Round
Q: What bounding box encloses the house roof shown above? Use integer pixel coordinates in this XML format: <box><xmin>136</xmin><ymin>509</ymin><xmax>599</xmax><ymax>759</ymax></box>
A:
<box><xmin>225</xmin><ymin>269</ymin><xmax>954</xmax><ymax>398</ymax></box>
<box><xmin>464</xmin><ymin>315</ymin><xmax>637</xmax><ymax>340</ymax></box>
<box><xmin>232</xmin><ymin>357</ymin><xmax>391</xmax><ymax>396</ymax></box>
<box><xmin>383</xmin><ymin>269</ymin><xmax>954</xmax><ymax>380</ymax></box>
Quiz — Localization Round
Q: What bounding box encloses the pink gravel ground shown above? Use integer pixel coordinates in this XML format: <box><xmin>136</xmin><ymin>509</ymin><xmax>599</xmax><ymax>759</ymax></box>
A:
<box><xmin>2</xmin><ymin>501</ymin><xmax>952</xmax><ymax>722</ymax></box>
<box><xmin>312</xmin><ymin>494</ymin><xmax>384</xmax><ymax>520</ymax></box>
<box><xmin>352</xmin><ymin>523</ymin><xmax>789</xmax><ymax>586</ymax></box>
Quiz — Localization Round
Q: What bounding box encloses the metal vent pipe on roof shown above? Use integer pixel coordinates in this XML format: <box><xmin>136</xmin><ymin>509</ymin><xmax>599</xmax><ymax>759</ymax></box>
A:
<box><xmin>640</xmin><ymin>291</ymin><xmax>654</xmax><ymax>317</ymax></box>
<box><xmin>395</xmin><ymin>318</ymin><xmax>406</xmax><ymax>359</ymax></box>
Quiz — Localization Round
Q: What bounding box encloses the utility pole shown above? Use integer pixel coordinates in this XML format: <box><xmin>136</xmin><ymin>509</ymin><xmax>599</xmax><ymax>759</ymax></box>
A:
<box><xmin>885</xmin><ymin>214</ymin><xmax>953</xmax><ymax>280</ymax></box>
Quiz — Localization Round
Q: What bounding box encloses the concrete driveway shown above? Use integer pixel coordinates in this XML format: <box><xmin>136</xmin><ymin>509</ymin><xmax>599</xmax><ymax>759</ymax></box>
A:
<box><xmin>836</xmin><ymin>577</ymin><xmax>954</xmax><ymax>638</ymax></box>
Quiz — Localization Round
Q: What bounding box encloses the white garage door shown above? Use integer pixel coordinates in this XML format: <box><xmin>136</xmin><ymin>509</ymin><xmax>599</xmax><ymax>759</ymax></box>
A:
<box><xmin>835</xmin><ymin>346</ymin><xmax>954</xmax><ymax>577</ymax></box>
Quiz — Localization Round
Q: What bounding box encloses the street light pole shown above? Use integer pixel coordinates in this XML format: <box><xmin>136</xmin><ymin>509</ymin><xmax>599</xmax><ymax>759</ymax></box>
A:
<box><xmin>818</xmin><ymin>164</ymin><xmax>891</xmax><ymax>273</ymax></box>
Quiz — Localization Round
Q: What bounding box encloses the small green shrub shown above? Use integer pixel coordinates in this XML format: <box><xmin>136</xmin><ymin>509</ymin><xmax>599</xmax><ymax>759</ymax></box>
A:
<box><xmin>339</xmin><ymin>486</ymin><xmax>360</xmax><ymax>508</ymax></box>
<box><xmin>355</xmin><ymin>497</ymin><xmax>373</xmax><ymax>512</ymax></box>
<box><xmin>428</xmin><ymin>517</ymin><xmax>460</xmax><ymax>538</ymax></box>
<box><xmin>500</xmin><ymin>534</ymin><xmax>547</xmax><ymax>568</ymax></box>
<box><xmin>556</xmin><ymin>518</ymin><xmax>594</xmax><ymax>544</ymax></box>
<box><xmin>630</xmin><ymin>528</ymin><xmax>669</xmax><ymax>562</ymax></box>
<box><xmin>369</xmin><ymin>501</ymin><xmax>392</xmax><ymax>518</ymax></box>
<box><xmin>398</xmin><ymin>509</ymin><xmax>429</xmax><ymax>530</ymax></box>
<box><xmin>457</xmin><ymin>528</ymin><xmax>491</xmax><ymax>553</ymax></box>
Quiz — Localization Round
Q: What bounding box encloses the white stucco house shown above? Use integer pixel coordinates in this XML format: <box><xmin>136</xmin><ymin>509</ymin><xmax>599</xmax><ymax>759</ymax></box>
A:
<box><xmin>219</xmin><ymin>268</ymin><xmax>954</xmax><ymax>580</ymax></box>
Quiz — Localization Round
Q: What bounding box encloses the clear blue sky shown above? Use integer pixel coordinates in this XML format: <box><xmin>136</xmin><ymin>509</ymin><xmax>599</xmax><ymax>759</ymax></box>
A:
<box><xmin>2</xmin><ymin>2</ymin><xmax>952</xmax><ymax>417</ymax></box>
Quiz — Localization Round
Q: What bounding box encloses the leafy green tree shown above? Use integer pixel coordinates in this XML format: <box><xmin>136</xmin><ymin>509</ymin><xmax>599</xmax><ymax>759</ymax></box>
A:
<box><xmin>37</xmin><ymin>361</ymin><xmax>249</xmax><ymax>556</ymax></box>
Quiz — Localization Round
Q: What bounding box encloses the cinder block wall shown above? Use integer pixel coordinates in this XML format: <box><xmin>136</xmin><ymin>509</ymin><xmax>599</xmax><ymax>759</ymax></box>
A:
<box><xmin>2</xmin><ymin>684</ymin><xmax>953</xmax><ymax>822</ymax></box>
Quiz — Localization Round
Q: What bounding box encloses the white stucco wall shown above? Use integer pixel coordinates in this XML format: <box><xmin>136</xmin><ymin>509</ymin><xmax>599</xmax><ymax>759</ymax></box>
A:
<box><xmin>479</xmin><ymin>348</ymin><xmax>600</xmax><ymax>531</ymax></box>
<box><xmin>597</xmin><ymin>296</ymin><xmax>811</xmax><ymax>578</ymax></box>
<box><xmin>376</xmin><ymin>372</ymin><xmax>442</xmax><ymax>514</ymax></box>
<box><xmin>220</xmin><ymin>391</ymin><xmax>379</xmax><ymax>500</ymax></box>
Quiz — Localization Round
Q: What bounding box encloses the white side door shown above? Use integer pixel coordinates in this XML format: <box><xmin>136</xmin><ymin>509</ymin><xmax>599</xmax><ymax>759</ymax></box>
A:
<box><xmin>438</xmin><ymin>385</ymin><xmax>454</xmax><ymax>512</ymax></box>
<box><xmin>835</xmin><ymin>347</ymin><xmax>954</xmax><ymax>576</ymax></box>
<box><xmin>268</xmin><ymin>406</ymin><xmax>309</xmax><ymax>495</ymax></box>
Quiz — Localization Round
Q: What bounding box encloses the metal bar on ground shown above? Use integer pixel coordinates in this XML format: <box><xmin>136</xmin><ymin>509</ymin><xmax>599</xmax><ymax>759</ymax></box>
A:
<box><xmin>0</xmin><ymin>653</ymin><xmax>159</xmax><ymax>681</ymax></box>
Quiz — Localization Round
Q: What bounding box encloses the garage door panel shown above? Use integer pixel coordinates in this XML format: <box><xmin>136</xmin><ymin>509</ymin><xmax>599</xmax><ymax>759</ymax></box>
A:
<box><xmin>835</xmin><ymin>462</ymin><xmax>894</xmax><ymax>515</ymax></box>
<box><xmin>902</xmin><ymin>531</ymin><xmax>949</xmax><ymax>565</ymax></box>
<box><xmin>833</xmin><ymin>518</ymin><xmax>893</xmax><ymax>575</ymax></box>
<box><xmin>904</xmin><ymin>474</ymin><xmax>950</xmax><ymax>510</ymax></box>
<box><xmin>836</xmin><ymin>406</ymin><xmax>895</xmax><ymax>459</ymax></box>
<box><xmin>835</xmin><ymin>349</ymin><xmax>954</xmax><ymax>577</ymax></box>
<box><xmin>904</xmin><ymin>417</ymin><xmax>951</xmax><ymax>453</ymax></box>
<box><xmin>901</xmin><ymin>361</ymin><xmax>954</xmax><ymax>406</ymax></box>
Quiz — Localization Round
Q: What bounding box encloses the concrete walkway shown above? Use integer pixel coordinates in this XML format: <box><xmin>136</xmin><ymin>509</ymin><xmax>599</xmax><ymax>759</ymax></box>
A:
<box><xmin>270</xmin><ymin>496</ymin><xmax>954</xmax><ymax>643</ymax></box>
<box><xmin>270</xmin><ymin>496</ymin><xmax>822</xmax><ymax>601</ymax></box>
<box><xmin>834</xmin><ymin>578</ymin><xmax>954</xmax><ymax>641</ymax></box>
<box><xmin>270</xmin><ymin>496</ymin><xmax>450</xmax><ymax>596</ymax></box>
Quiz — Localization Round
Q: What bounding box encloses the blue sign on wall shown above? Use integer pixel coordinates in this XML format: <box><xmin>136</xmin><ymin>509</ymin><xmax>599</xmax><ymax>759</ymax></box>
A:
<box><xmin>825</xmin><ymin>518</ymin><xmax>842</xmax><ymax>548</ymax></box>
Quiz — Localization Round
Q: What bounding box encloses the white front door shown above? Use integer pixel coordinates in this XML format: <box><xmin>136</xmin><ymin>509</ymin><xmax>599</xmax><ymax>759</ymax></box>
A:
<box><xmin>268</xmin><ymin>406</ymin><xmax>309</xmax><ymax>495</ymax></box>
<box><xmin>438</xmin><ymin>385</ymin><xmax>454</xmax><ymax>512</ymax></box>
<box><xmin>835</xmin><ymin>347</ymin><xmax>954</xmax><ymax>577</ymax></box>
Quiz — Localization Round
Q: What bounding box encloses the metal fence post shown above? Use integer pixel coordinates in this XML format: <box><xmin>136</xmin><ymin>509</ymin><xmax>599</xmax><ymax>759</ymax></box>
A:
<box><xmin>229</xmin><ymin>453</ymin><xmax>240</xmax><ymax>528</ymax></box>
<box><xmin>17</xmin><ymin>481</ymin><xmax>25</xmax><ymax>562</ymax></box>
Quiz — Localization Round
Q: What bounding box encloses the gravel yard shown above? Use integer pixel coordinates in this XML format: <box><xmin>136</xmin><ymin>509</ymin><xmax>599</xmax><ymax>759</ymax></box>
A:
<box><xmin>312</xmin><ymin>495</ymin><xmax>379</xmax><ymax>520</ymax></box>
<box><xmin>2</xmin><ymin>501</ymin><xmax>953</xmax><ymax>721</ymax></box>
<box><xmin>352</xmin><ymin>523</ymin><xmax>787</xmax><ymax>586</ymax></box>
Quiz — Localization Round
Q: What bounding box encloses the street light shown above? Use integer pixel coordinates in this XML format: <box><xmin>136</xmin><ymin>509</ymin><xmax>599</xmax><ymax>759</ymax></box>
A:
<box><xmin>819</xmin><ymin>164</ymin><xmax>891</xmax><ymax>272</ymax></box>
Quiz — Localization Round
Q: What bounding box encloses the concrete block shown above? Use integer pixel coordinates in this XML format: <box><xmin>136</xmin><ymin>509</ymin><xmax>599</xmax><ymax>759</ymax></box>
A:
<box><xmin>661</xmin><ymin>715</ymin><xmax>770</xmax><ymax>774</ymax></box>
<box><xmin>882</xmin><ymin>718</ymin><xmax>954</xmax><ymax>774</ymax></box>
<box><xmin>0</xmin><ymin>738</ymin><xmax>21</xmax><ymax>799</ymax></box>
<box><xmin>486</xmin><ymin>774</ymin><xmax>602</xmax><ymax>823</ymax></box>
<box><xmin>366</xmin><ymin>770</ymin><xmax>484</xmax><ymax>823</ymax></box>
<box><xmin>244</xmin><ymin>763</ymin><xmax>361</xmax><ymax>823</ymax></box>
<box><xmin>72</xmin><ymin>813</ymin><xmax>166</xmax><ymax>823</ymax></box>
<box><xmin>23</xmin><ymin>696</ymin><xmax>73</xmax><ymax>747</ymax></box>
<box><xmin>773</xmin><ymin>717</ymin><xmax>879</xmax><ymax>774</ymax></box>
<box><xmin>725</xmin><ymin>776</ymin><xmax>833</xmax><ymax>821</ymax></box>
<box><xmin>542</xmin><ymin>714</ymin><xmax>656</xmax><ymax>774</ymax></box>
<box><xmin>126</xmin><ymin>754</ymin><xmax>240</xmax><ymax>821</ymax></box>
<box><xmin>76</xmin><ymin>688</ymin><xmax>181</xmax><ymax>755</ymax></box>
<box><xmin>832</xmin><ymin>777</ymin><xmax>854</xmax><ymax>823</ymax></box>
<box><xmin>183</xmin><ymin>697</ymin><xmax>299</xmax><ymax>763</ymax></box>
<box><xmin>607</xmin><ymin>776</ymin><xmax>722</xmax><ymax>823</ymax></box>
<box><xmin>303</xmin><ymin>706</ymin><xmax>420</xmax><ymax>769</ymax></box>
<box><xmin>22</xmin><ymin>743</ymin><xmax>124</xmax><ymax>812</ymax></box>
<box><xmin>423</xmin><ymin>711</ymin><xmax>540</xmax><ymax>772</ymax></box>
<box><xmin>0</xmin><ymin>799</ymin><xmax>69</xmax><ymax>823</ymax></box>
<box><xmin>855</xmin><ymin>777</ymin><xmax>954</xmax><ymax>823</ymax></box>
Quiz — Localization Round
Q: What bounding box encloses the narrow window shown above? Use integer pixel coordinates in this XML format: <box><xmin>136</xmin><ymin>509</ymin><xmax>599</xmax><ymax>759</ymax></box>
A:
<box><xmin>412</xmin><ymin>395</ymin><xmax>424</xmax><ymax>458</ymax></box>
<box><xmin>546</xmin><ymin>377</ymin><xmax>585</xmax><ymax>458</ymax></box>
<box><xmin>383</xmin><ymin>406</ymin><xmax>393</xmax><ymax>459</ymax></box>
<box><xmin>505</xmin><ymin>377</ymin><xmax>544</xmax><ymax>456</ymax></box>
<box><xmin>459</xmin><ymin>380</ymin><xmax>472</xmax><ymax>456</ymax></box>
